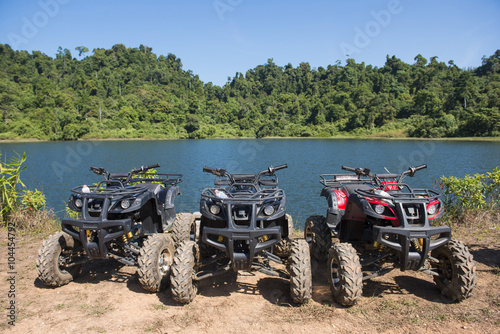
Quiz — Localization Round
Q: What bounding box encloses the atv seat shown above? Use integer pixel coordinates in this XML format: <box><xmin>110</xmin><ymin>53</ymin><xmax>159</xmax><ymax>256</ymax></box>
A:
<box><xmin>342</xmin><ymin>184</ymin><xmax>372</xmax><ymax>196</ymax></box>
<box><xmin>109</xmin><ymin>173</ymin><xmax>129</xmax><ymax>179</ymax></box>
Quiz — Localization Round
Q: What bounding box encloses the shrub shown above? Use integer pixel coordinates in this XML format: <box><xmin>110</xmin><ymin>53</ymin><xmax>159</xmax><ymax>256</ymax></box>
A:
<box><xmin>0</xmin><ymin>152</ymin><xmax>26</xmax><ymax>223</ymax></box>
<box><xmin>20</xmin><ymin>189</ymin><xmax>46</xmax><ymax>211</ymax></box>
<box><xmin>440</xmin><ymin>167</ymin><xmax>500</xmax><ymax>220</ymax></box>
<box><xmin>1</xmin><ymin>152</ymin><xmax>50</xmax><ymax>231</ymax></box>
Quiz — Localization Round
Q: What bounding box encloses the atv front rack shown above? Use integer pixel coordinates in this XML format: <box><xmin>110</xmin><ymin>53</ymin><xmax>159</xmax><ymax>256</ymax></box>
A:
<box><xmin>71</xmin><ymin>184</ymin><xmax>149</xmax><ymax>197</ymax></box>
<box><xmin>355</xmin><ymin>183</ymin><xmax>441</xmax><ymax>202</ymax></box>
<box><xmin>201</xmin><ymin>187</ymin><xmax>284</xmax><ymax>201</ymax></box>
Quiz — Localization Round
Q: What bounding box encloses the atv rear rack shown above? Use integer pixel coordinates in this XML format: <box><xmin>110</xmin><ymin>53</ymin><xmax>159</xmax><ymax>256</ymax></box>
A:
<box><xmin>320</xmin><ymin>174</ymin><xmax>374</xmax><ymax>188</ymax></box>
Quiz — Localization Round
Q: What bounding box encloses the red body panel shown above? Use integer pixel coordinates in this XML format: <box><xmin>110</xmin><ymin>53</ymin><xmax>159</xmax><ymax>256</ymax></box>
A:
<box><xmin>334</xmin><ymin>189</ymin><xmax>348</xmax><ymax>210</ymax></box>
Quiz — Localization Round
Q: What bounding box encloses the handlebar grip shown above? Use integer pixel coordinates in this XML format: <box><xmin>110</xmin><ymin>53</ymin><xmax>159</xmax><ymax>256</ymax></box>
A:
<box><xmin>406</xmin><ymin>164</ymin><xmax>427</xmax><ymax>177</ymax></box>
<box><xmin>342</xmin><ymin>166</ymin><xmax>356</xmax><ymax>172</ymax></box>
<box><xmin>132</xmin><ymin>163</ymin><xmax>160</xmax><ymax>173</ymax></box>
<box><xmin>274</xmin><ymin>164</ymin><xmax>288</xmax><ymax>171</ymax></box>
<box><xmin>90</xmin><ymin>166</ymin><xmax>105</xmax><ymax>175</ymax></box>
<box><xmin>144</xmin><ymin>163</ymin><xmax>160</xmax><ymax>170</ymax></box>
<box><xmin>415</xmin><ymin>164</ymin><xmax>427</xmax><ymax>171</ymax></box>
<box><xmin>203</xmin><ymin>167</ymin><xmax>215</xmax><ymax>173</ymax></box>
<box><xmin>203</xmin><ymin>167</ymin><xmax>226</xmax><ymax>177</ymax></box>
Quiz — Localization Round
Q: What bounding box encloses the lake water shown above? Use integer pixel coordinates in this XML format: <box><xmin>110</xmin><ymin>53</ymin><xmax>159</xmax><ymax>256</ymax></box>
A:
<box><xmin>1</xmin><ymin>139</ymin><xmax>499</xmax><ymax>229</ymax></box>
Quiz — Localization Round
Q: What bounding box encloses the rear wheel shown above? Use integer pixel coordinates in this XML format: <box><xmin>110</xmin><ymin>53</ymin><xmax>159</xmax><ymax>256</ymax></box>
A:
<box><xmin>288</xmin><ymin>239</ymin><xmax>312</xmax><ymax>304</ymax></box>
<box><xmin>137</xmin><ymin>233</ymin><xmax>175</xmax><ymax>292</ymax></box>
<box><xmin>171</xmin><ymin>212</ymin><xmax>196</xmax><ymax>246</ymax></box>
<box><xmin>171</xmin><ymin>241</ymin><xmax>198</xmax><ymax>304</ymax></box>
<box><xmin>431</xmin><ymin>239</ymin><xmax>477</xmax><ymax>301</ymax></box>
<box><xmin>304</xmin><ymin>215</ymin><xmax>331</xmax><ymax>262</ymax></box>
<box><xmin>328</xmin><ymin>243</ymin><xmax>362</xmax><ymax>306</ymax></box>
<box><xmin>36</xmin><ymin>232</ymin><xmax>82</xmax><ymax>287</ymax></box>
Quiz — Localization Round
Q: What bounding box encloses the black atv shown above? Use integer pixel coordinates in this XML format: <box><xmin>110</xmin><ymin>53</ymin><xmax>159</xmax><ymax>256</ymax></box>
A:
<box><xmin>170</xmin><ymin>164</ymin><xmax>312</xmax><ymax>304</ymax></box>
<box><xmin>36</xmin><ymin>164</ymin><xmax>194</xmax><ymax>292</ymax></box>
<box><xmin>305</xmin><ymin>164</ymin><xmax>477</xmax><ymax>306</ymax></box>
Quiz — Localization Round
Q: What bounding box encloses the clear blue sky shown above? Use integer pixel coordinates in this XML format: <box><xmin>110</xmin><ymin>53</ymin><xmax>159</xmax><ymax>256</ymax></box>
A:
<box><xmin>1</xmin><ymin>0</ymin><xmax>499</xmax><ymax>86</ymax></box>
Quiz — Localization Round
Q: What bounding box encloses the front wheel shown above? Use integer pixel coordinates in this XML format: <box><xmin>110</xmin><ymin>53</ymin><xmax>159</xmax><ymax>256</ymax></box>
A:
<box><xmin>304</xmin><ymin>215</ymin><xmax>331</xmax><ymax>262</ymax></box>
<box><xmin>171</xmin><ymin>212</ymin><xmax>196</xmax><ymax>246</ymax></box>
<box><xmin>274</xmin><ymin>214</ymin><xmax>294</xmax><ymax>258</ymax></box>
<box><xmin>36</xmin><ymin>232</ymin><xmax>82</xmax><ymax>287</ymax></box>
<box><xmin>431</xmin><ymin>239</ymin><xmax>477</xmax><ymax>301</ymax></box>
<box><xmin>288</xmin><ymin>239</ymin><xmax>312</xmax><ymax>304</ymax></box>
<box><xmin>171</xmin><ymin>241</ymin><xmax>198</xmax><ymax>304</ymax></box>
<box><xmin>328</xmin><ymin>243</ymin><xmax>362</xmax><ymax>306</ymax></box>
<box><xmin>137</xmin><ymin>233</ymin><xmax>175</xmax><ymax>292</ymax></box>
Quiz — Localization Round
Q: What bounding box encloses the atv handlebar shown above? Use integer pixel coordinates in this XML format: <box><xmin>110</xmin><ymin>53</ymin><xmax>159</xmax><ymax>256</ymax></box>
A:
<box><xmin>268</xmin><ymin>164</ymin><xmax>287</xmax><ymax>173</ymax></box>
<box><xmin>402</xmin><ymin>164</ymin><xmax>427</xmax><ymax>178</ymax></box>
<box><xmin>340</xmin><ymin>164</ymin><xmax>427</xmax><ymax>185</ymax></box>
<box><xmin>342</xmin><ymin>166</ymin><xmax>371</xmax><ymax>177</ymax></box>
<box><xmin>203</xmin><ymin>167</ymin><xmax>227</xmax><ymax>177</ymax></box>
<box><xmin>204</xmin><ymin>164</ymin><xmax>287</xmax><ymax>185</ymax></box>
<box><xmin>131</xmin><ymin>163</ymin><xmax>160</xmax><ymax>173</ymax></box>
<box><xmin>90</xmin><ymin>166</ymin><xmax>107</xmax><ymax>176</ymax></box>
<box><xmin>90</xmin><ymin>164</ymin><xmax>160</xmax><ymax>180</ymax></box>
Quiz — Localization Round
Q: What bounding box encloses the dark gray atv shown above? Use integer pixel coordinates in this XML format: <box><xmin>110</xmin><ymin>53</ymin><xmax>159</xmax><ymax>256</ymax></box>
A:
<box><xmin>305</xmin><ymin>164</ymin><xmax>477</xmax><ymax>306</ymax></box>
<box><xmin>36</xmin><ymin>164</ymin><xmax>195</xmax><ymax>292</ymax></box>
<box><xmin>170</xmin><ymin>164</ymin><xmax>312</xmax><ymax>304</ymax></box>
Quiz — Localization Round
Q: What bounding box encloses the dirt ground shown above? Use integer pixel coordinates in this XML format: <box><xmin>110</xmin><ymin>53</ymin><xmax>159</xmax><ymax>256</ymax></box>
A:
<box><xmin>1</xmin><ymin>223</ymin><xmax>499</xmax><ymax>334</ymax></box>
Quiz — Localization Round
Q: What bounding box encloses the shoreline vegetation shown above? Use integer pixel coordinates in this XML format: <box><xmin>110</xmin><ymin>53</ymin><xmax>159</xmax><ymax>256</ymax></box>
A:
<box><xmin>0</xmin><ymin>44</ymin><xmax>499</xmax><ymax>142</ymax></box>
<box><xmin>1</xmin><ymin>135</ymin><xmax>500</xmax><ymax>143</ymax></box>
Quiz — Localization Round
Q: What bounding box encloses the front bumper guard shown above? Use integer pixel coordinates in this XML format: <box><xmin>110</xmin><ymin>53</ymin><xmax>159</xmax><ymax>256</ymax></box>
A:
<box><xmin>62</xmin><ymin>218</ymin><xmax>132</xmax><ymax>260</ymax></box>
<box><xmin>203</xmin><ymin>225</ymin><xmax>281</xmax><ymax>271</ymax></box>
<box><xmin>373</xmin><ymin>225</ymin><xmax>451</xmax><ymax>271</ymax></box>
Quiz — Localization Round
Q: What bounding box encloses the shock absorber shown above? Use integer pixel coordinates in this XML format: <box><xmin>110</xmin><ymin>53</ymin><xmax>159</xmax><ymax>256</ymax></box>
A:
<box><xmin>411</xmin><ymin>238</ymin><xmax>423</xmax><ymax>252</ymax></box>
<box><xmin>121</xmin><ymin>231</ymin><xmax>134</xmax><ymax>243</ymax></box>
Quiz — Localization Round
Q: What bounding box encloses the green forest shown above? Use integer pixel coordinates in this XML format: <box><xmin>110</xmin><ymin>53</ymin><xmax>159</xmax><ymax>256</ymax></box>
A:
<box><xmin>0</xmin><ymin>43</ymin><xmax>499</xmax><ymax>140</ymax></box>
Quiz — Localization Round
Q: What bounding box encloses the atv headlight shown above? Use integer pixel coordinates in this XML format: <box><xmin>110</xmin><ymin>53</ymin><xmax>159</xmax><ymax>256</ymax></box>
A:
<box><xmin>427</xmin><ymin>204</ymin><xmax>438</xmax><ymax>216</ymax></box>
<box><xmin>75</xmin><ymin>198</ymin><xmax>83</xmax><ymax>208</ymax></box>
<box><xmin>121</xmin><ymin>199</ymin><xmax>131</xmax><ymax>209</ymax></box>
<box><xmin>374</xmin><ymin>204</ymin><xmax>385</xmax><ymax>215</ymax></box>
<box><xmin>210</xmin><ymin>205</ymin><xmax>221</xmax><ymax>215</ymax></box>
<box><xmin>263</xmin><ymin>205</ymin><xmax>275</xmax><ymax>216</ymax></box>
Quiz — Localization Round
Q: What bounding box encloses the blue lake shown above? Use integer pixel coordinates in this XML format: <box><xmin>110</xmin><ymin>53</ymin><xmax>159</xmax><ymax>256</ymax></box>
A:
<box><xmin>1</xmin><ymin>139</ymin><xmax>499</xmax><ymax>229</ymax></box>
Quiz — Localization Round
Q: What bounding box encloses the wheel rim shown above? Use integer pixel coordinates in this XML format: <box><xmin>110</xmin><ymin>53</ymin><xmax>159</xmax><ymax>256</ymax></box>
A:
<box><xmin>158</xmin><ymin>248</ymin><xmax>173</xmax><ymax>276</ymax></box>
<box><xmin>305</xmin><ymin>225</ymin><xmax>313</xmax><ymax>245</ymax></box>
<box><xmin>189</xmin><ymin>223</ymin><xmax>196</xmax><ymax>242</ymax></box>
<box><xmin>57</xmin><ymin>249</ymin><xmax>72</xmax><ymax>274</ymax></box>
<box><xmin>330</xmin><ymin>256</ymin><xmax>341</xmax><ymax>290</ymax></box>
<box><xmin>436</xmin><ymin>254</ymin><xmax>453</xmax><ymax>282</ymax></box>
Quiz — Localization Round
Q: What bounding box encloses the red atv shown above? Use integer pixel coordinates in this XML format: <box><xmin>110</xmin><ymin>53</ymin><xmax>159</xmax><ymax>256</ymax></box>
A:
<box><xmin>305</xmin><ymin>164</ymin><xmax>477</xmax><ymax>306</ymax></box>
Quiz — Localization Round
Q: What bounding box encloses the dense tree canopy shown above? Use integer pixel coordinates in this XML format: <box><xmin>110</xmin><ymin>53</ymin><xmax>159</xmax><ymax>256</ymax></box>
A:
<box><xmin>0</xmin><ymin>44</ymin><xmax>499</xmax><ymax>140</ymax></box>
